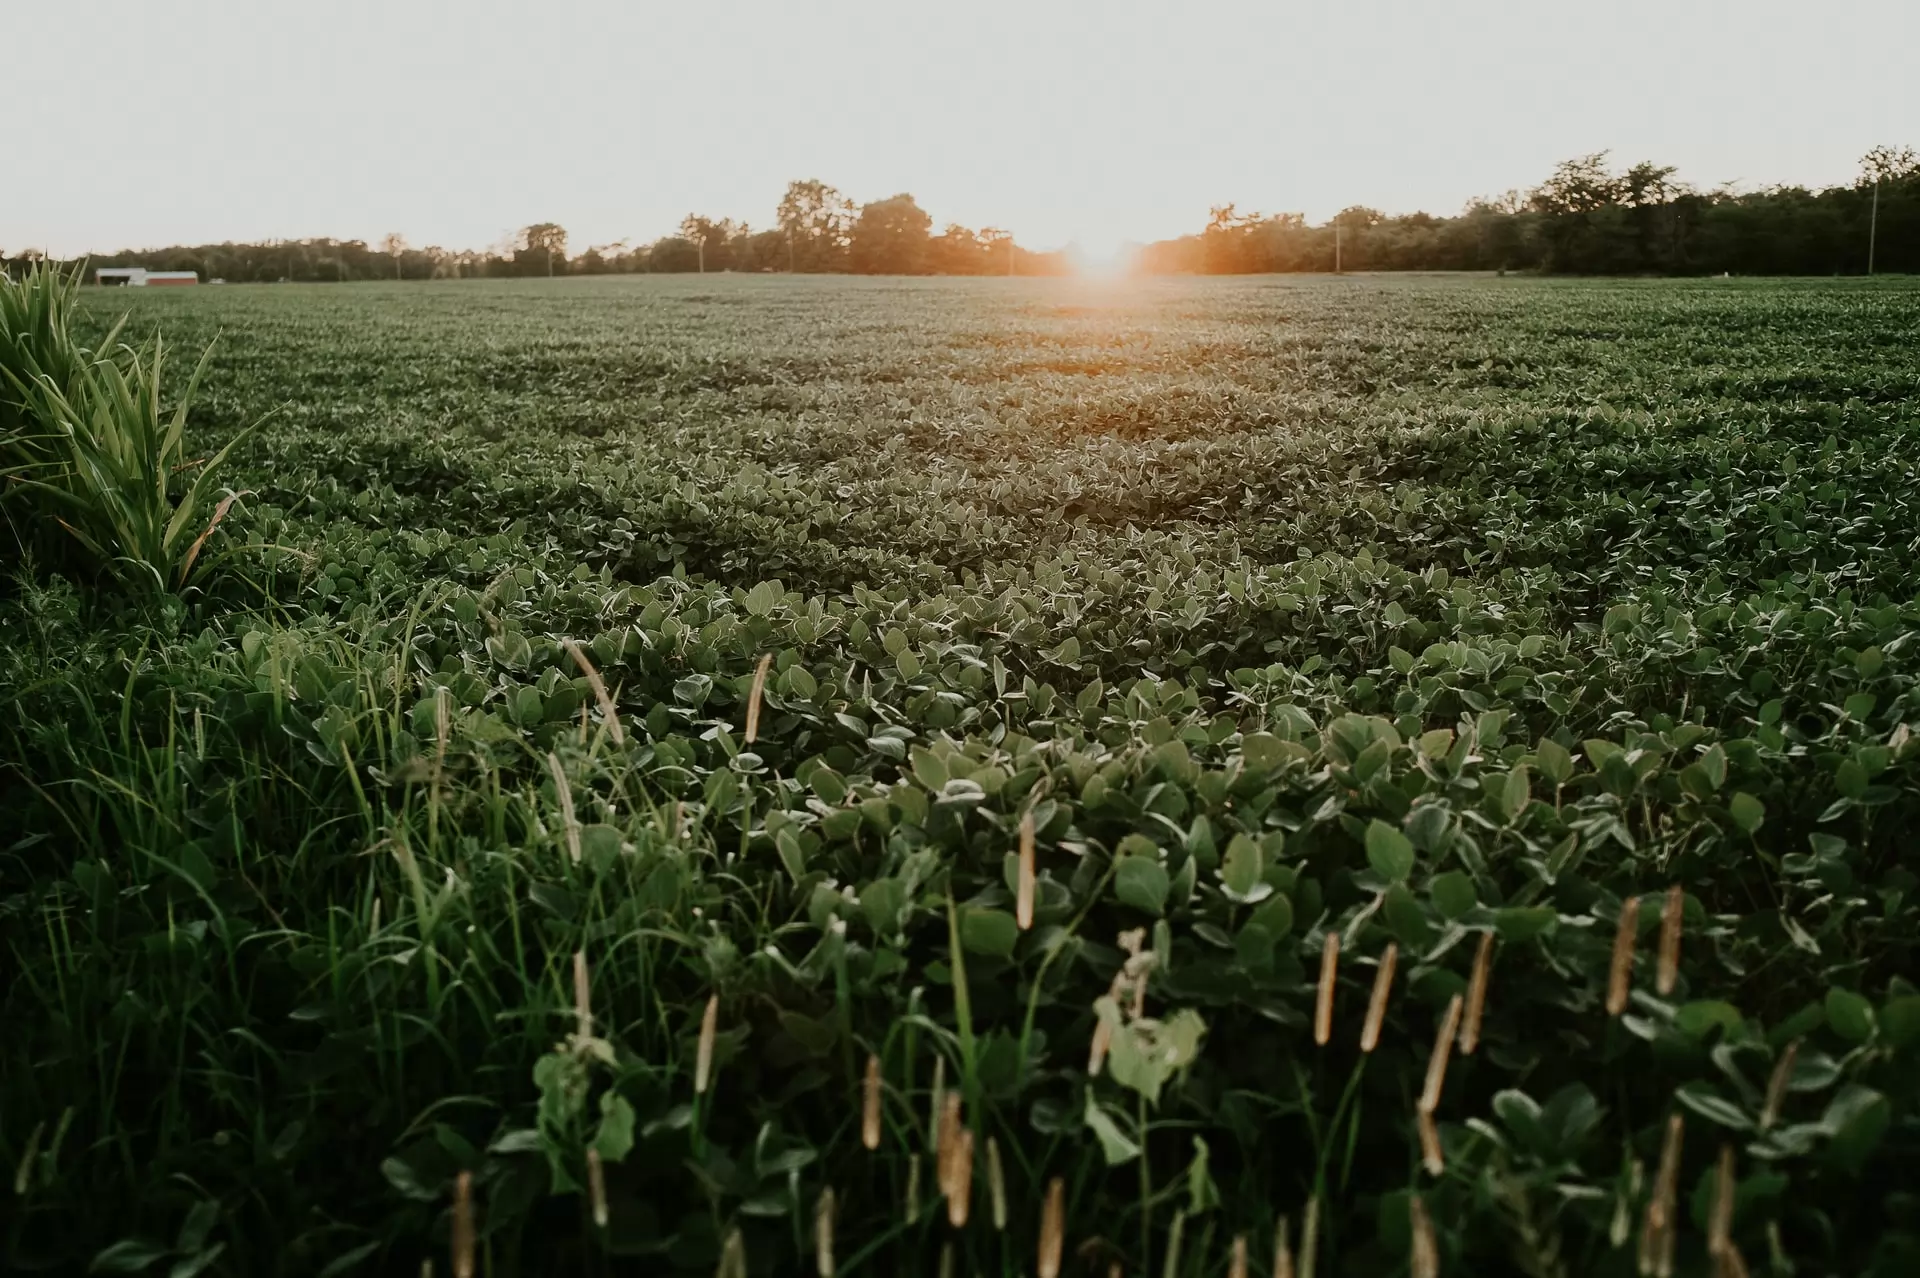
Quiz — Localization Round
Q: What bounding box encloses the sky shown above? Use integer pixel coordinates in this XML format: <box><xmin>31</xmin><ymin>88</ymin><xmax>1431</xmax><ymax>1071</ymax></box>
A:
<box><xmin>12</xmin><ymin>0</ymin><xmax>1918</xmax><ymax>258</ymax></box>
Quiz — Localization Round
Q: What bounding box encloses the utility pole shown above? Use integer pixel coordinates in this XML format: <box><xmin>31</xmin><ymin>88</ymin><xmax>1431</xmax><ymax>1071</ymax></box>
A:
<box><xmin>1869</xmin><ymin>176</ymin><xmax>1879</xmax><ymax>275</ymax></box>
<box><xmin>698</xmin><ymin>237</ymin><xmax>705</xmax><ymax>273</ymax></box>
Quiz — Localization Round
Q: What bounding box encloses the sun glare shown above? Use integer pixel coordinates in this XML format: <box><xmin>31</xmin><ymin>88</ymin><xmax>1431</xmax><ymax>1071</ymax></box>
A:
<box><xmin>1068</xmin><ymin>237</ymin><xmax>1135</xmax><ymax>278</ymax></box>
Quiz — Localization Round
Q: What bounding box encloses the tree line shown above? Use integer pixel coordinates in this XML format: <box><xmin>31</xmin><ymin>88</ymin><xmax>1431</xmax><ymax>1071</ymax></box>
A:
<box><xmin>1138</xmin><ymin>146</ymin><xmax>1918</xmax><ymax>276</ymax></box>
<box><xmin>8</xmin><ymin>149</ymin><xmax>1914</xmax><ymax>281</ymax></box>
<box><xmin>3</xmin><ymin>180</ymin><xmax>1067</xmax><ymax>283</ymax></box>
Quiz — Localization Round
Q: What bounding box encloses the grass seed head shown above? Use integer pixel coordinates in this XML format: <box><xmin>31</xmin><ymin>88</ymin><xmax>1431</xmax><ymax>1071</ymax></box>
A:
<box><xmin>1461</xmin><ymin>931</ymin><xmax>1494</xmax><ymax>1055</ymax></box>
<box><xmin>1298</xmin><ymin>1194</ymin><xmax>1320</xmax><ymax>1278</ymax></box>
<box><xmin>1419</xmin><ymin>995</ymin><xmax>1465</xmax><ymax>1114</ymax></box>
<box><xmin>546</xmin><ymin>752</ymin><xmax>580</xmax><ymax>864</ymax></box>
<box><xmin>1017</xmin><ymin>810</ymin><xmax>1036</xmax><ymax>930</ymax></box>
<box><xmin>929</xmin><ymin>1054</ymin><xmax>947</xmax><ymax>1153</ymax></box>
<box><xmin>572</xmin><ymin>949</ymin><xmax>592</xmax><ymax>1041</ymax></box>
<box><xmin>1361</xmin><ymin>942</ymin><xmax>1398</xmax><ymax>1053</ymax></box>
<box><xmin>862</xmin><ymin>1053</ymin><xmax>883</xmax><ymax>1150</ymax></box>
<box><xmin>945</xmin><ymin>1128</ymin><xmax>974</xmax><ymax>1228</ymax></box>
<box><xmin>1417</xmin><ymin>1107</ymin><xmax>1444</xmax><ymax>1176</ymax></box>
<box><xmin>937</xmin><ymin>1091</ymin><xmax>963</xmax><ymax>1198</ymax></box>
<box><xmin>1039</xmin><ymin>1177</ymin><xmax>1065</xmax><ymax>1278</ymax></box>
<box><xmin>1314</xmin><ymin>932</ymin><xmax>1340</xmax><ymax>1046</ymax></box>
<box><xmin>1761</xmin><ymin>1040</ymin><xmax>1799</xmax><ymax>1131</ymax></box>
<box><xmin>815</xmin><ymin>1186</ymin><xmax>836</xmax><ymax>1276</ymax></box>
<box><xmin>1088</xmin><ymin>1008</ymin><xmax>1114</xmax><ymax>1076</ymax></box>
<box><xmin>1709</xmin><ymin>1144</ymin><xmax>1736</xmax><ymax>1259</ymax></box>
<box><xmin>1609</xmin><ymin>895</ymin><xmax>1641</xmax><ymax>1017</ymax></box>
<box><xmin>987</xmin><ymin>1135</ymin><xmax>1008</xmax><ymax>1231</ymax></box>
<box><xmin>450</xmin><ymin>1170</ymin><xmax>474</xmax><ymax>1278</ymax></box>
<box><xmin>695</xmin><ymin>994</ymin><xmax>719</xmax><ymax>1095</ymax></box>
<box><xmin>745</xmin><ymin>651</ymin><xmax>772</xmax><ymax>743</ymax></box>
<box><xmin>1229</xmin><ymin>1234</ymin><xmax>1249</xmax><ymax>1278</ymax></box>
<box><xmin>1409</xmin><ymin>1194</ymin><xmax>1438</xmax><ymax>1278</ymax></box>
<box><xmin>718</xmin><ymin>1226</ymin><xmax>747</xmax><ymax>1278</ymax></box>
<box><xmin>1657</xmin><ymin>885</ymin><xmax>1683</xmax><ymax>996</ymax></box>
<box><xmin>586</xmin><ymin>1147</ymin><xmax>608</xmax><ymax>1228</ymax></box>
<box><xmin>1272</xmin><ymin>1215</ymin><xmax>1294</xmax><ymax>1278</ymax></box>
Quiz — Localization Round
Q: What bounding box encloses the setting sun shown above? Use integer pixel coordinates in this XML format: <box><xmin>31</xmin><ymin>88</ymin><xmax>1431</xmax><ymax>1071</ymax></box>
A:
<box><xmin>1066</xmin><ymin>237</ymin><xmax>1138</xmax><ymax>277</ymax></box>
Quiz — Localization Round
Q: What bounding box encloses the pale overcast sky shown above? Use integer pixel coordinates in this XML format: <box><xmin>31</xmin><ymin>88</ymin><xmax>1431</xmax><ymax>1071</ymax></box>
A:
<box><xmin>13</xmin><ymin>0</ymin><xmax>1917</xmax><ymax>257</ymax></box>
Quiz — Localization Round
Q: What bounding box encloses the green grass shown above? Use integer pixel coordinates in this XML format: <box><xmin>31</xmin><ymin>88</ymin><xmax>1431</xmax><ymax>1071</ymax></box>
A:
<box><xmin>4</xmin><ymin>273</ymin><xmax>1920</xmax><ymax>1276</ymax></box>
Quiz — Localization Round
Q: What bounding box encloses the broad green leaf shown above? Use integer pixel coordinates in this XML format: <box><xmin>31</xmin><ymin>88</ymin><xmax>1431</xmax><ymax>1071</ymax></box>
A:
<box><xmin>1218</xmin><ymin>833</ymin><xmax>1270</xmax><ymax>904</ymax></box>
<box><xmin>1674</xmin><ymin>1082</ymin><xmax>1753</xmax><ymax>1132</ymax></box>
<box><xmin>1364</xmin><ymin>819</ymin><xmax>1415</xmax><ymax>882</ymax></box>
<box><xmin>1494</xmin><ymin>906</ymin><xmax>1557</xmax><ymax>943</ymax></box>
<box><xmin>1825</xmin><ymin>988</ymin><xmax>1875</xmax><ymax>1043</ymax></box>
<box><xmin>1429</xmin><ymin>871</ymin><xmax>1476</xmax><ymax>920</ymax></box>
<box><xmin>1729</xmin><ymin>791</ymin><xmax>1765</xmax><ymax>834</ymax></box>
<box><xmin>1115</xmin><ymin>857</ymin><xmax>1170</xmax><ymax>916</ymax></box>
<box><xmin>960</xmin><ymin>908</ymin><xmax>1019</xmax><ymax>959</ymax></box>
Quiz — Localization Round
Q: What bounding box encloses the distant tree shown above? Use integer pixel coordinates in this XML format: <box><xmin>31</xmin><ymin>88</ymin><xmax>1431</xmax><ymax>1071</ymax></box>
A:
<box><xmin>647</xmin><ymin>236</ymin><xmax>702</xmax><ymax>273</ymax></box>
<box><xmin>514</xmin><ymin>223</ymin><xmax>568</xmax><ymax>276</ymax></box>
<box><xmin>379</xmin><ymin>233</ymin><xmax>407</xmax><ymax>280</ymax></box>
<box><xmin>850</xmin><ymin>194</ymin><xmax>933</xmax><ymax>274</ymax></box>
<box><xmin>777</xmin><ymin>180</ymin><xmax>854</xmax><ymax>272</ymax></box>
<box><xmin>1860</xmin><ymin>144</ymin><xmax>1920</xmax><ymax>185</ymax></box>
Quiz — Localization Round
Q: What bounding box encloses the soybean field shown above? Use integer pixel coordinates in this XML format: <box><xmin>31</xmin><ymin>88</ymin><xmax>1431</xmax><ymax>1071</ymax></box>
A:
<box><xmin>5</xmin><ymin>273</ymin><xmax>1920</xmax><ymax>1277</ymax></box>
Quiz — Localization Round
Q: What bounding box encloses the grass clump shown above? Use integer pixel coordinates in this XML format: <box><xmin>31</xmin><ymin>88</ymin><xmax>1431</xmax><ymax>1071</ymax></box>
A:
<box><xmin>0</xmin><ymin>263</ymin><xmax>257</xmax><ymax>591</ymax></box>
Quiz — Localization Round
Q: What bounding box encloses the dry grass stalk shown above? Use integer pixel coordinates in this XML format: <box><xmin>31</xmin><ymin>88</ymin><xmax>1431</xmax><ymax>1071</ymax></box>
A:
<box><xmin>1038</xmin><ymin>1177</ymin><xmax>1066</xmax><ymax>1278</ymax></box>
<box><xmin>946</xmin><ymin>1128</ymin><xmax>974</xmax><ymax>1228</ymax></box>
<box><xmin>179</xmin><ymin>488</ymin><xmax>249</xmax><ymax>581</ymax></box>
<box><xmin>1761</xmin><ymin>1041</ymin><xmax>1798</xmax><ymax>1131</ymax></box>
<box><xmin>434</xmin><ymin>684</ymin><xmax>451</xmax><ymax>762</ymax></box>
<box><xmin>1417</xmin><ymin>1107</ymin><xmax>1445</xmax><ymax>1176</ymax></box>
<box><xmin>450</xmin><ymin>1170</ymin><xmax>474</xmax><ymax>1278</ymax></box>
<box><xmin>815</xmin><ymin>1186</ymin><xmax>837</xmax><ymax>1276</ymax></box>
<box><xmin>1640</xmin><ymin>1113</ymin><xmax>1685</xmax><ymax>1277</ymax></box>
<box><xmin>987</xmin><ymin>1135</ymin><xmax>1008</xmax><ymax>1231</ymax></box>
<box><xmin>1271</xmin><ymin>1215</ymin><xmax>1294</xmax><ymax>1278</ymax></box>
<box><xmin>745</xmin><ymin>652</ymin><xmax>773</xmax><ymax>744</ymax></box>
<box><xmin>694</xmin><ymin>994</ymin><xmax>718</xmax><ymax>1095</ymax></box>
<box><xmin>1298</xmin><ymin>1194</ymin><xmax>1321</xmax><ymax>1278</ymax></box>
<box><xmin>547</xmin><ymin>752</ymin><xmax>582</xmax><ymax>864</ymax></box>
<box><xmin>861</xmin><ymin>1053</ymin><xmax>883</xmax><ymax>1150</ymax></box>
<box><xmin>572</xmin><ymin>950</ymin><xmax>592</xmax><ymax>1040</ymax></box>
<box><xmin>564</xmin><ymin>639</ymin><xmax>625</xmax><ymax>746</ymax></box>
<box><xmin>1419</xmin><ymin>995</ymin><xmax>1465</xmax><ymax>1114</ymax></box>
<box><xmin>1314</xmin><ymin>933</ymin><xmax>1340</xmax><ymax>1046</ymax></box>
<box><xmin>586</xmin><ymin>1147</ymin><xmax>608</xmax><ymax>1228</ymax></box>
<box><xmin>1657</xmin><ymin>885</ymin><xmax>1684</xmax><ymax>996</ymax></box>
<box><xmin>1361</xmin><ymin>943</ymin><xmax>1398</xmax><ymax>1053</ymax></box>
<box><xmin>1609</xmin><ymin>895</ymin><xmax>1641</xmax><ymax>1016</ymax></box>
<box><xmin>1229</xmin><ymin>1234</ymin><xmax>1249</xmax><ymax>1278</ymax></box>
<box><xmin>1717</xmin><ymin>1241</ymin><xmax>1751</xmax><ymax>1278</ymax></box>
<box><xmin>1409</xmin><ymin>1194</ymin><xmax>1439</xmax><ymax>1278</ymax></box>
<box><xmin>1708</xmin><ymin>1144</ymin><xmax>1736</xmax><ymax>1259</ymax></box>
<box><xmin>1461</xmin><ymin>932</ymin><xmax>1494</xmax><ymax>1055</ymax></box>
<box><xmin>1017</xmin><ymin>811</ymin><xmax>1036</xmax><ymax>930</ymax></box>
<box><xmin>905</xmin><ymin>1154</ymin><xmax>922</xmax><ymax>1220</ymax></box>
